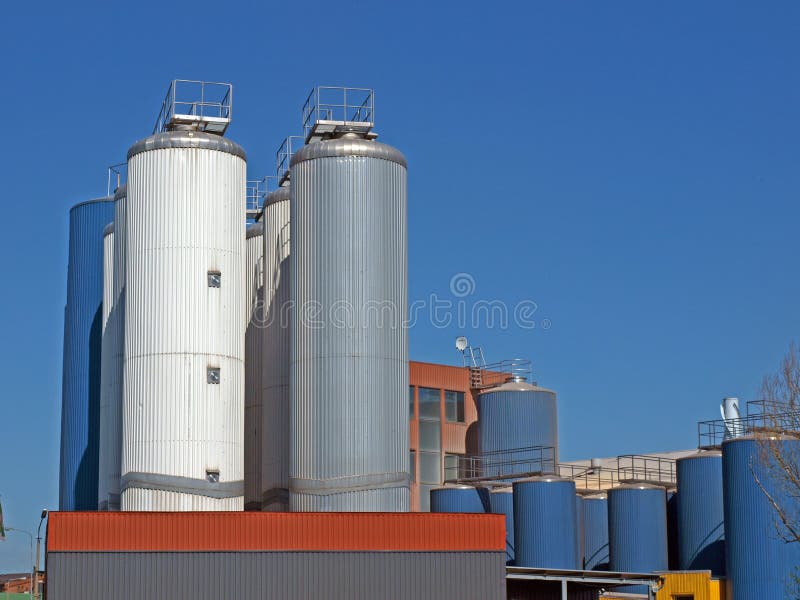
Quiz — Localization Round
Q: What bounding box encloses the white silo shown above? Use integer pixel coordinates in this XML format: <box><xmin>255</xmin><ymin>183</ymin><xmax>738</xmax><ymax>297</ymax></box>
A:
<box><xmin>98</xmin><ymin>221</ymin><xmax>115</xmax><ymax>510</ymax></box>
<box><xmin>121</xmin><ymin>86</ymin><xmax>246</xmax><ymax>511</ymax></box>
<box><xmin>244</xmin><ymin>221</ymin><xmax>264</xmax><ymax>510</ymax></box>
<box><xmin>289</xmin><ymin>87</ymin><xmax>409</xmax><ymax>511</ymax></box>
<box><xmin>261</xmin><ymin>185</ymin><xmax>291</xmax><ymax>511</ymax></box>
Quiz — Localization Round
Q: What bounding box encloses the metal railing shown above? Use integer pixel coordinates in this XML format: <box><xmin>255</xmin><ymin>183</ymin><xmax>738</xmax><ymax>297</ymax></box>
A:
<box><xmin>443</xmin><ymin>445</ymin><xmax>556</xmax><ymax>484</ymax></box>
<box><xmin>558</xmin><ymin>463</ymin><xmax>620</xmax><ymax>494</ymax></box>
<box><xmin>246</xmin><ymin>177</ymin><xmax>267</xmax><ymax>218</ymax></box>
<box><xmin>698</xmin><ymin>410</ymin><xmax>800</xmax><ymax>449</ymax></box>
<box><xmin>470</xmin><ymin>358</ymin><xmax>533</xmax><ymax>390</ymax></box>
<box><xmin>154</xmin><ymin>80</ymin><xmax>233</xmax><ymax>134</ymax></box>
<box><xmin>616</xmin><ymin>455</ymin><xmax>676</xmax><ymax>486</ymax></box>
<box><xmin>746</xmin><ymin>399</ymin><xmax>798</xmax><ymax>416</ymax></box>
<box><xmin>276</xmin><ymin>135</ymin><xmax>305</xmax><ymax>184</ymax></box>
<box><xmin>106</xmin><ymin>162</ymin><xmax>127</xmax><ymax>196</ymax></box>
<box><xmin>302</xmin><ymin>86</ymin><xmax>374</xmax><ymax>142</ymax></box>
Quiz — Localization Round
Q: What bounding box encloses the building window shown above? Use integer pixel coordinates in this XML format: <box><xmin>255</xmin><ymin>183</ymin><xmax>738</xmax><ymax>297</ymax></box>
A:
<box><xmin>419</xmin><ymin>484</ymin><xmax>436</xmax><ymax>512</ymax></box>
<box><xmin>445</xmin><ymin>390</ymin><xmax>465</xmax><ymax>422</ymax></box>
<box><xmin>409</xmin><ymin>450</ymin><xmax>416</xmax><ymax>482</ymax></box>
<box><xmin>409</xmin><ymin>386</ymin><xmax>415</xmax><ymax>418</ymax></box>
<box><xmin>419</xmin><ymin>452</ymin><xmax>441</xmax><ymax>485</ymax></box>
<box><xmin>418</xmin><ymin>387</ymin><xmax>441</xmax><ymax>420</ymax></box>
<box><xmin>419</xmin><ymin>421</ymin><xmax>441</xmax><ymax>452</ymax></box>
<box><xmin>444</xmin><ymin>453</ymin><xmax>463</xmax><ymax>481</ymax></box>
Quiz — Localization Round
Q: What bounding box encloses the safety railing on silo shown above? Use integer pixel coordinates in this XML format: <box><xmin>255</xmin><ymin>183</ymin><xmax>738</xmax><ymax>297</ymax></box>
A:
<box><xmin>443</xmin><ymin>445</ymin><xmax>557</xmax><ymax>485</ymax></box>
<box><xmin>469</xmin><ymin>359</ymin><xmax>533</xmax><ymax>390</ymax></box>
<box><xmin>301</xmin><ymin>86</ymin><xmax>374</xmax><ymax>143</ymax></box>
<box><xmin>153</xmin><ymin>80</ymin><xmax>233</xmax><ymax>135</ymax></box>
<box><xmin>107</xmin><ymin>162</ymin><xmax>127</xmax><ymax>196</ymax></box>
<box><xmin>698</xmin><ymin>409</ymin><xmax>800</xmax><ymax>449</ymax></box>
<box><xmin>616</xmin><ymin>455</ymin><xmax>677</xmax><ymax>486</ymax></box>
<box><xmin>276</xmin><ymin>135</ymin><xmax>305</xmax><ymax>186</ymax></box>
<box><xmin>558</xmin><ymin>463</ymin><xmax>621</xmax><ymax>494</ymax></box>
<box><xmin>246</xmin><ymin>177</ymin><xmax>269</xmax><ymax>221</ymax></box>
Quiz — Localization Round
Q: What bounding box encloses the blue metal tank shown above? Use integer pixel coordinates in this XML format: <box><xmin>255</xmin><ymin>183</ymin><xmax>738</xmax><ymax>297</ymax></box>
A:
<box><xmin>477</xmin><ymin>379</ymin><xmax>558</xmax><ymax>477</ymax></box>
<box><xmin>59</xmin><ymin>197</ymin><xmax>115</xmax><ymax>511</ymax></box>
<box><xmin>513</xmin><ymin>476</ymin><xmax>577</xmax><ymax>569</ymax></box>
<box><xmin>723</xmin><ymin>435</ymin><xmax>800</xmax><ymax>600</ymax></box>
<box><xmin>676</xmin><ymin>452</ymin><xmax>725</xmax><ymax>575</ymax></box>
<box><xmin>430</xmin><ymin>485</ymin><xmax>489</xmax><ymax>513</ymax></box>
<box><xmin>575</xmin><ymin>495</ymin><xmax>585</xmax><ymax>569</ymax></box>
<box><xmin>582</xmin><ymin>494</ymin><xmax>609</xmax><ymax>570</ymax></box>
<box><xmin>667</xmin><ymin>490</ymin><xmax>679</xmax><ymax>570</ymax></box>
<box><xmin>489</xmin><ymin>488</ymin><xmax>515</xmax><ymax>564</ymax></box>
<box><xmin>608</xmin><ymin>484</ymin><xmax>668</xmax><ymax>579</ymax></box>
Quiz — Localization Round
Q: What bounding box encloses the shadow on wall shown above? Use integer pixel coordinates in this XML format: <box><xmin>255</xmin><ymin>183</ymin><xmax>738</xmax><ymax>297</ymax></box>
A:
<box><xmin>75</xmin><ymin>305</ymin><xmax>103</xmax><ymax>510</ymax></box>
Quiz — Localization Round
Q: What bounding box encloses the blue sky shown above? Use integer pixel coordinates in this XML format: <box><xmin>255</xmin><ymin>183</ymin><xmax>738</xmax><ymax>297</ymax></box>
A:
<box><xmin>1</xmin><ymin>0</ymin><xmax>799</xmax><ymax>572</ymax></box>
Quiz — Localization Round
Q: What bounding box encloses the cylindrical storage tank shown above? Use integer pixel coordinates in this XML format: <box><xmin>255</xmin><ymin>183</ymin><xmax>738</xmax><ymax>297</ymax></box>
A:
<box><xmin>575</xmin><ymin>494</ymin><xmax>585</xmax><ymax>569</ymax></box>
<box><xmin>289</xmin><ymin>135</ymin><xmax>409</xmax><ymax>511</ymax></box>
<box><xmin>582</xmin><ymin>494</ymin><xmax>609</xmax><ymax>570</ymax></box>
<box><xmin>723</xmin><ymin>435</ymin><xmax>800</xmax><ymax>600</ymax></box>
<box><xmin>243</xmin><ymin>221</ymin><xmax>264</xmax><ymax>511</ymax></box>
<box><xmin>676</xmin><ymin>452</ymin><xmax>725</xmax><ymax>574</ymax></box>
<box><xmin>261</xmin><ymin>186</ymin><xmax>291</xmax><ymax>511</ymax></box>
<box><xmin>489</xmin><ymin>488</ymin><xmax>515</xmax><ymax>564</ymax></box>
<box><xmin>513</xmin><ymin>476</ymin><xmax>577</xmax><ymax>569</ymax></box>
<box><xmin>476</xmin><ymin>380</ymin><xmax>558</xmax><ymax>477</ymax></box>
<box><xmin>97</xmin><ymin>222</ymin><xmax>115</xmax><ymax>510</ymax></box>
<box><xmin>667</xmin><ymin>490</ymin><xmax>679</xmax><ymax>570</ymax></box>
<box><xmin>430</xmin><ymin>485</ymin><xmax>488</xmax><ymax>513</ymax></box>
<box><xmin>59</xmin><ymin>196</ymin><xmax>115</xmax><ymax>511</ymax></box>
<box><xmin>121</xmin><ymin>132</ymin><xmax>246</xmax><ymax>511</ymax></box>
<box><xmin>608</xmin><ymin>484</ymin><xmax>668</xmax><ymax>577</ymax></box>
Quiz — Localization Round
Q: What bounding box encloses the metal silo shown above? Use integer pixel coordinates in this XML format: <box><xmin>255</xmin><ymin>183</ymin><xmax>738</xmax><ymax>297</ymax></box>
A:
<box><xmin>489</xmin><ymin>488</ymin><xmax>515</xmax><ymax>565</ymax></box>
<box><xmin>676</xmin><ymin>452</ymin><xmax>725</xmax><ymax>575</ymax></box>
<box><xmin>289</xmin><ymin>88</ymin><xmax>409</xmax><ymax>512</ymax></box>
<box><xmin>608</xmin><ymin>484</ymin><xmax>668</xmax><ymax>576</ymax></box>
<box><xmin>477</xmin><ymin>378</ymin><xmax>558</xmax><ymax>475</ymax></box>
<box><xmin>121</xmin><ymin>128</ymin><xmax>246</xmax><ymax>511</ymax></box>
<box><xmin>723</xmin><ymin>435</ymin><xmax>800</xmax><ymax>600</ymax></box>
<box><xmin>98</xmin><ymin>222</ymin><xmax>115</xmax><ymax>510</ymax></box>
<box><xmin>261</xmin><ymin>186</ymin><xmax>291</xmax><ymax>511</ymax></box>
<box><xmin>582</xmin><ymin>494</ymin><xmax>609</xmax><ymax>570</ymax></box>
<box><xmin>575</xmin><ymin>494</ymin><xmax>585</xmax><ymax>569</ymax></box>
<box><xmin>513</xmin><ymin>476</ymin><xmax>577</xmax><ymax>569</ymax></box>
<box><xmin>60</xmin><ymin>196</ymin><xmax>115</xmax><ymax>511</ymax></box>
<box><xmin>430</xmin><ymin>485</ymin><xmax>488</xmax><ymax>513</ymax></box>
<box><xmin>244</xmin><ymin>221</ymin><xmax>264</xmax><ymax>510</ymax></box>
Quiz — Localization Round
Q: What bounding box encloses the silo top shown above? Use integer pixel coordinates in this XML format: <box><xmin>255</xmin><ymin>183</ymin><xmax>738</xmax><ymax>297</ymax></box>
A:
<box><xmin>481</xmin><ymin>380</ymin><xmax>556</xmax><ymax>395</ymax></box>
<box><xmin>246</xmin><ymin>222</ymin><xmax>264</xmax><ymax>239</ymax></box>
<box><xmin>290</xmin><ymin>136</ymin><xmax>406</xmax><ymax>168</ymax></box>
<box><xmin>722</xmin><ymin>432</ymin><xmax>800</xmax><ymax>445</ymax></box>
<box><xmin>263</xmin><ymin>186</ymin><xmax>290</xmax><ymax>207</ymax></box>
<box><xmin>70</xmin><ymin>196</ymin><xmax>114</xmax><ymax>213</ymax></box>
<box><xmin>103</xmin><ymin>222</ymin><xmax>114</xmax><ymax>237</ymax></box>
<box><xmin>583</xmin><ymin>493</ymin><xmax>608</xmax><ymax>500</ymax></box>
<box><xmin>490</xmin><ymin>487</ymin><xmax>513</xmax><ymax>495</ymax></box>
<box><xmin>677</xmin><ymin>450</ymin><xmax>722</xmax><ymax>463</ymax></box>
<box><xmin>113</xmin><ymin>183</ymin><xmax>127</xmax><ymax>202</ymax></box>
<box><xmin>514</xmin><ymin>475</ymin><xmax>572</xmax><ymax>485</ymax></box>
<box><xmin>127</xmin><ymin>131</ymin><xmax>247</xmax><ymax>161</ymax></box>
<box><xmin>432</xmin><ymin>484</ymin><xmax>481</xmax><ymax>492</ymax></box>
<box><xmin>610</xmin><ymin>483</ymin><xmax>666</xmax><ymax>492</ymax></box>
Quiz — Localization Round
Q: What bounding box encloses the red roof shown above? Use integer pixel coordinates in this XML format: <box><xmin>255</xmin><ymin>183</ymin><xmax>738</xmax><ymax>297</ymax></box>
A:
<box><xmin>47</xmin><ymin>512</ymin><xmax>506</xmax><ymax>552</ymax></box>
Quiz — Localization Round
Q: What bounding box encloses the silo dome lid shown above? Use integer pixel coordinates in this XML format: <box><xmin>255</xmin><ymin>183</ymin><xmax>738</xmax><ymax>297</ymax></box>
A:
<box><xmin>514</xmin><ymin>475</ymin><xmax>572</xmax><ymax>485</ymax></box>
<box><xmin>127</xmin><ymin>131</ymin><xmax>247</xmax><ymax>161</ymax></box>
<box><xmin>113</xmin><ymin>183</ymin><xmax>127</xmax><ymax>201</ymax></box>
<box><xmin>611</xmin><ymin>482</ymin><xmax>666</xmax><ymax>491</ymax></box>
<box><xmin>264</xmin><ymin>186</ymin><xmax>290</xmax><ymax>207</ymax></box>
<box><xmin>583</xmin><ymin>493</ymin><xmax>608</xmax><ymax>500</ymax></box>
<box><xmin>103</xmin><ymin>222</ymin><xmax>114</xmax><ymax>236</ymax></box>
<box><xmin>482</xmin><ymin>380</ymin><xmax>555</xmax><ymax>394</ymax></box>
<box><xmin>246</xmin><ymin>222</ymin><xmax>264</xmax><ymax>238</ymax></box>
<box><xmin>722</xmin><ymin>432</ymin><xmax>800</xmax><ymax>444</ymax></box>
<box><xmin>291</xmin><ymin>136</ymin><xmax>406</xmax><ymax>168</ymax></box>
<box><xmin>432</xmin><ymin>484</ymin><xmax>481</xmax><ymax>491</ymax></box>
<box><xmin>490</xmin><ymin>487</ymin><xmax>513</xmax><ymax>494</ymax></box>
<box><xmin>70</xmin><ymin>196</ymin><xmax>113</xmax><ymax>212</ymax></box>
<box><xmin>677</xmin><ymin>450</ymin><xmax>722</xmax><ymax>461</ymax></box>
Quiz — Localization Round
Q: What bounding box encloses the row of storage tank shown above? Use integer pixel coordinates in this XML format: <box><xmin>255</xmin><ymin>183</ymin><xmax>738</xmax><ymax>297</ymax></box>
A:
<box><xmin>431</xmin><ymin>437</ymin><xmax>800</xmax><ymax>600</ymax></box>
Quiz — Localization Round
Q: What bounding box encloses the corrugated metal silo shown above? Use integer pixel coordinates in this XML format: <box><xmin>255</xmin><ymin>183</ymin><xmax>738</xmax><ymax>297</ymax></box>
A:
<box><xmin>261</xmin><ymin>186</ymin><xmax>291</xmax><ymax>511</ymax></box>
<box><xmin>60</xmin><ymin>196</ymin><xmax>115</xmax><ymax>511</ymax></box>
<box><xmin>289</xmin><ymin>135</ymin><xmax>409</xmax><ymax>511</ymax></box>
<box><xmin>98</xmin><ymin>222</ymin><xmax>115</xmax><ymax>510</ymax></box>
<box><xmin>575</xmin><ymin>494</ymin><xmax>585</xmax><ymax>569</ymax></box>
<box><xmin>513</xmin><ymin>476</ymin><xmax>577</xmax><ymax>569</ymax></box>
<box><xmin>676</xmin><ymin>452</ymin><xmax>725</xmax><ymax>575</ymax></box>
<box><xmin>430</xmin><ymin>485</ymin><xmax>488</xmax><ymax>513</ymax></box>
<box><xmin>667</xmin><ymin>490</ymin><xmax>679</xmax><ymax>570</ymax></box>
<box><xmin>121</xmin><ymin>132</ymin><xmax>246</xmax><ymax>511</ymax></box>
<box><xmin>723</xmin><ymin>435</ymin><xmax>800</xmax><ymax>600</ymax></box>
<box><xmin>608</xmin><ymin>484</ymin><xmax>668</xmax><ymax>575</ymax></box>
<box><xmin>489</xmin><ymin>488</ymin><xmax>515</xmax><ymax>564</ymax></box>
<box><xmin>477</xmin><ymin>379</ymin><xmax>558</xmax><ymax>476</ymax></box>
<box><xmin>582</xmin><ymin>494</ymin><xmax>609</xmax><ymax>570</ymax></box>
<box><xmin>244</xmin><ymin>221</ymin><xmax>264</xmax><ymax>510</ymax></box>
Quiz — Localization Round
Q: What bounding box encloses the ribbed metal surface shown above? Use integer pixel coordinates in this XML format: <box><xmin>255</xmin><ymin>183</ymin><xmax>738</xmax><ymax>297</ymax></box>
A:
<box><xmin>60</xmin><ymin>197</ymin><xmax>115</xmax><ymax>511</ymax></box>
<box><xmin>676</xmin><ymin>452</ymin><xmax>725</xmax><ymax>574</ymax></box>
<box><xmin>477</xmin><ymin>381</ymin><xmax>558</xmax><ymax>475</ymax></box>
<box><xmin>121</xmin><ymin>137</ymin><xmax>246</xmax><ymax>511</ymax></box>
<box><xmin>290</xmin><ymin>142</ymin><xmax>409</xmax><ymax>511</ymax></box>
<box><xmin>47</xmin><ymin>551</ymin><xmax>506</xmax><ymax>600</ymax></box>
<box><xmin>723</xmin><ymin>437</ymin><xmax>800</xmax><ymax>600</ymax></box>
<box><xmin>489</xmin><ymin>488</ymin><xmax>515</xmax><ymax>564</ymax></box>
<box><xmin>261</xmin><ymin>190</ymin><xmax>291</xmax><ymax>511</ymax></box>
<box><xmin>430</xmin><ymin>486</ymin><xmax>489</xmax><ymax>513</ymax></box>
<box><xmin>513</xmin><ymin>477</ymin><xmax>577</xmax><ymax>569</ymax></box>
<box><xmin>666</xmin><ymin>490</ymin><xmax>679</xmax><ymax>570</ymax></box>
<box><xmin>575</xmin><ymin>494</ymin><xmax>585</xmax><ymax>569</ymax></box>
<box><xmin>582</xmin><ymin>494</ymin><xmax>609</xmax><ymax>570</ymax></box>
<box><xmin>244</xmin><ymin>222</ymin><xmax>264</xmax><ymax>510</ymax></box>
<box><xmin>97</xmin><ymin>225</ymin><xmax>115</xmax><ymax>510</ymax></box>
<box><xmin>608</xmin><ymin>484</ymin><xmax>668</xmax><ymax>573</ymax></box>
